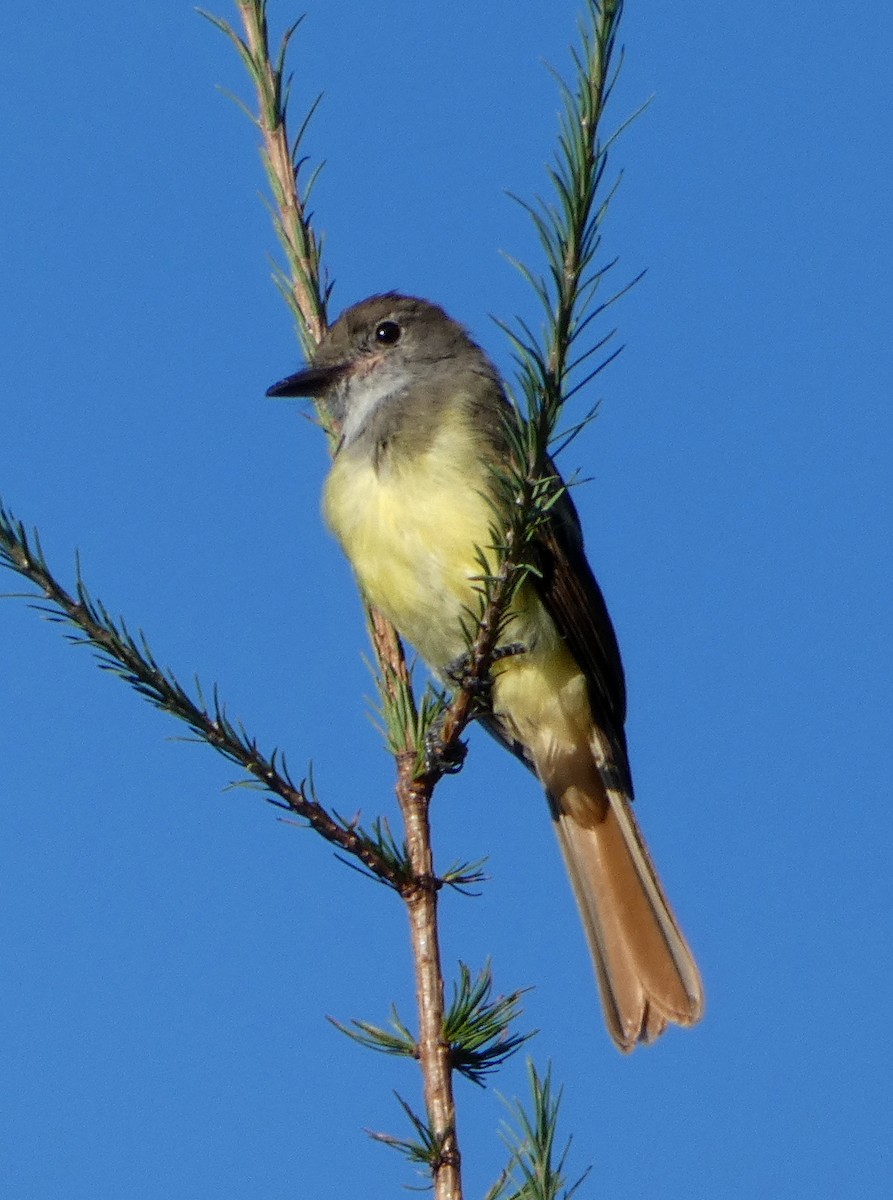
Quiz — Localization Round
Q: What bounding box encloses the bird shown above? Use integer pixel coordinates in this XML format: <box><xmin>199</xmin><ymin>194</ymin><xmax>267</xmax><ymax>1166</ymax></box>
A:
<box><xmin>267</xmin><ymin>292</ymin><xmax>704</xmax><ymax>1051</ymax></box>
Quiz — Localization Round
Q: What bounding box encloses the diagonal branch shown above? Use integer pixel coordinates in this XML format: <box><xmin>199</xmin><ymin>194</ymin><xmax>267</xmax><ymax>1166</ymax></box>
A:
<box><xmin>0</xmin><ymin>503</ymin><xmax>406</xmax><ymax>888</ymax></box>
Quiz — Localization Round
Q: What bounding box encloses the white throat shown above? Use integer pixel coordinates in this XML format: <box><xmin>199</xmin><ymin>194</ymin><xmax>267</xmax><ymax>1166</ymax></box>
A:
<box><xmin>340</xmin><ymin>366</ymin><xmax>412</xmax><ymax>447</ymax></box>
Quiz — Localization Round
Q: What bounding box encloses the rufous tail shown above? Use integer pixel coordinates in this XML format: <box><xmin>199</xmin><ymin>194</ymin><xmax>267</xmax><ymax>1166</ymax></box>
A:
<box><xmin>549</xmin><ymin>782</ymin><xmax>704</xmax><ymax>1052</ymax></box>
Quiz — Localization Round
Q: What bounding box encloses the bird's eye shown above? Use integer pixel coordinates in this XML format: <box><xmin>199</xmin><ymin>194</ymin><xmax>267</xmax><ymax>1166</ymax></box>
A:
<box><xmin>374</xmin><ymin>320</ymin><xmax>401</xmax><ymax>345</ymax></box>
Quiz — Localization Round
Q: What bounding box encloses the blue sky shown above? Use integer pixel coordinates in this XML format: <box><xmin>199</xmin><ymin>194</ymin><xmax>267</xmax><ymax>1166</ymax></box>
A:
<box><xmin>2</xmin><ymin>3</ymin><xmax>892</xmax><ymax>1197</ymax></box>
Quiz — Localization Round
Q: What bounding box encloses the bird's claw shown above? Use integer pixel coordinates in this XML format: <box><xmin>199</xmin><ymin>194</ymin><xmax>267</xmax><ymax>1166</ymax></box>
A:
<box><xmin>444</xmin><ymin>641</ymin><xmax>527</xmax><ymax>695</ymax></box>
<box><xmin>423</xmin><ymin>728</ymin><xmax>468</xmax><ymax>776</ymax></box>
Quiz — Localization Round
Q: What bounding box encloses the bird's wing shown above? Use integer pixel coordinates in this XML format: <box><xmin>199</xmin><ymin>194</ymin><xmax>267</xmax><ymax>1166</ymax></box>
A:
<box><xmin>534</xmin><ymin>488</ymin><xmax>633</xmax><ymax>794</ymax></box>
<box><xmin>478</xmin><ymin>485</ymin><xmax>633</xmax><ymax>796</ymax></box>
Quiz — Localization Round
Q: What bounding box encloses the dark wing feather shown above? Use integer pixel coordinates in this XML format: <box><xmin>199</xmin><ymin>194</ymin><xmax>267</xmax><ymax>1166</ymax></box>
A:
<box><xmin>533</xmin><ymin>488</ymin><xmax>633</xmax><ymax>795</ymax></box>
<box><xmin>477</xmin><ymin>485</ymin><xmax>634</xmax><ymax>798</ymax></box>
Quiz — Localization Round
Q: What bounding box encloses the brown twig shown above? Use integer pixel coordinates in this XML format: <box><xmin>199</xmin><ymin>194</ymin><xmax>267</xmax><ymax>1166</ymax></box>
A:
<box><xmin>232</xmin><ymin>2</ymin><xmax>327</xmax><ymax>351</ymax></box>
<box><xmin>229</xmin><ymin>7</ymin><xmax>462</xmax><ymax>1194</ymax></box>
<box><xmin>436</xmin><ymin>532</ymin><xmax>523</xmax><ymax>757</ymax></box>
<box><xmin>0</xmin><ymin>515</ymin><xmax>405</xmax><ymax>887</ymax></box>
<box><xmin>396</xmin><ymin>760</ymin><xmax>462</xmax><ymax>1199</ymax></box>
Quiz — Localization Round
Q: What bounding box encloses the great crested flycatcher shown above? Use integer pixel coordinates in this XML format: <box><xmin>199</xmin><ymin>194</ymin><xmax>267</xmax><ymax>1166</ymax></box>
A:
<box><xmin>267</xmin><ymin>292</ymin><xmax>703</xmax><ymax>1051</ymax></box>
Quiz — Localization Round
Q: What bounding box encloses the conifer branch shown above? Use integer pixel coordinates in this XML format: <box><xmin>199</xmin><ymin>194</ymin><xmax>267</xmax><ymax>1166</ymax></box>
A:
<box><xmin>205</xmin><ymin>8</ymin><xmax>464</xmax><ymax>1194</ymax></box>
<box><xmin>503</xmin><ymin>0</ymin><xmax>634</xmax><ymax>446</ymax></box>
<box><xmin>199</xmin><ymin>0</ymin><xmax>330</xmax><ymax>354</ymax></box>
<box><xmin>487</xmin><ymin>1064</ymin><xmax>589</xmax><ymax>1200</ymax></box>
<box><xmin>444</xmin><ymin>964</ymin><xmax>533</xmax><ymax>1086</ymax></box>
<box><xmin>394</xmin><ymin>755</ymin><xmax>464</xmax><ymax>1198</ymax></box>
<box><xmin>421</xmin><ymin>0</ymin><xmax>633</xmax><ymax>792</ymax></box>
<box><xmin>329</xmin><ymin>963</ymin><xmax>531</xmax><ymax>1087</ymax></box>
<box><xmin>367</xmin><ymin>1093</ymin><xmax>450</xmax><ymax>1180</ymax></box>
<box><xmin>0</xmin><ymin>502</ymin><xmax>405</xmax><ymax>887</ymax></box>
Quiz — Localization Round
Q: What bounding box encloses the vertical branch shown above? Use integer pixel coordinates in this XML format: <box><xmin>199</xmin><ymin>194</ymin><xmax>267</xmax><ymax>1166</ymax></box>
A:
<box><xmin>397</xmin><ymin>761</ymin><xmax>462</xmax><ymax>1200</ymax></box>
<box><xmin>238</xmin><ymin>3</ymin><xmax>326</xmax><ymax>352</ymax></box>
<box><xmin>218</xmin><ymin>5</ymin><xmax>460</xmax><ymax>1192</ymax></box>
<box><xmin>369</xmin><ymin>606</ymin><xmax>416</xmax><ymax>708</ymax></box>
<box><xmin>215</xmin><ymin>4</ymin><xmax>414</xmax><ymax>700</ymax></box>
<box><xmin>202</xmin><ymin>0</ymin><xmax>329</xmax><ymax>351</ymax></box>
<box><xmin>547</xmin><ymin>0</ymin><xmax>624</xmax><ymax>394</ymax></box>
<box><xmin>502</xmin><ymin>0</ymin><xmax>632</xmax><ymax>464</ymax></box>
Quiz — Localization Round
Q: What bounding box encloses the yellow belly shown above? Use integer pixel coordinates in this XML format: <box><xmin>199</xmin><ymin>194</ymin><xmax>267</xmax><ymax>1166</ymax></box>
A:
<box><xmin>323</xmin><ymin>419</ymin><xmax>598</xmax><ymax>796</ymax></box>
<box><xmin>323</xmin><ymin>422</ymin><xmax>496</xmax><ymax>669</ymax></box>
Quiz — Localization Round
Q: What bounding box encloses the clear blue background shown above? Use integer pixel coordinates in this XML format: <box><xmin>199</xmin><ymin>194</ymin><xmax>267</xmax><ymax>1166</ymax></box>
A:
<box><xmin>2</xmin><ymin>3</ymin><xmax>891</xmax><ymax>1197</ymax></box>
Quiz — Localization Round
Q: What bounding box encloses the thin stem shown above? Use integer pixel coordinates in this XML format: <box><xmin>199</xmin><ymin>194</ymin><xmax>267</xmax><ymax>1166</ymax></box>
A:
<box><xmin>396</xmin><ymin>758</ymin><xmax>462</xmax><ymax>1200</ymax></box>
<box><xmin>228</xmin><ymin>8</ymin><xmax>459</xmax><ymax>1191</ymax></box>
<box><xmin>436</xmin><ymin>527</ymin><xmax>524</xmax><ymax>755</ymax></box>
<box><xmin>0</xmin><ymin>508</ymin><xmax>404</xmax><ymax>886</ymax></box>
<box><xmin>234</xmin><ymin>0</ymin><xmax>327</xmax><ymax>352</ymax></box>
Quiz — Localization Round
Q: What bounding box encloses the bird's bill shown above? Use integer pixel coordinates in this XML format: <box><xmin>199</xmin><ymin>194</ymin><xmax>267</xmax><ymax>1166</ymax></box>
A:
<box><xmin>265</xmin><ymin>363</ymin><xmax>344</xmax><ymax>398</ymax></box>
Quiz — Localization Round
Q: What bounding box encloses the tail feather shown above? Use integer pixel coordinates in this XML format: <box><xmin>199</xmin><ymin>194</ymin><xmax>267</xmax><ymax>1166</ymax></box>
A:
<box><xmin>550</xmin><ymin>787</ymin><xmax>704</xmax><ymax>1052</ymax></box>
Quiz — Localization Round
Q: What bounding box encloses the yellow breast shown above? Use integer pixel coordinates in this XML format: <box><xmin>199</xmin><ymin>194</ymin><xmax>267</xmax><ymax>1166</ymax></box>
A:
<box><xmin>322</xmin><ymin>409</ymin><xmax>596</xmax><ymax>775</ymax></box>
<box><xmin>323</xmin><ymin>415</ymin><xmax>497</xmax><ymax>670</ymax></box>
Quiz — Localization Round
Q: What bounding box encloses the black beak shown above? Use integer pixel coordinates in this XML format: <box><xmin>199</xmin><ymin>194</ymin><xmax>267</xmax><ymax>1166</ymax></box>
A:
<box><xmin>265</xmin><ymin>363</ymin><xmax>345</xmax><ymax>398</ymax></box>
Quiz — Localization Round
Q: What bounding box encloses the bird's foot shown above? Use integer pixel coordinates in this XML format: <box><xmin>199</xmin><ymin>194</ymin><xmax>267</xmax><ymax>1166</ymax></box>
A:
<box><xmin>423</xmin><ymin>727</ymin><xmax>467</xmax><ymax>776</ymax></box>
<box><xmin>444</xmin><ymin>641</ymin><xmax>527</xmax><ymax>696</ymax></box>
